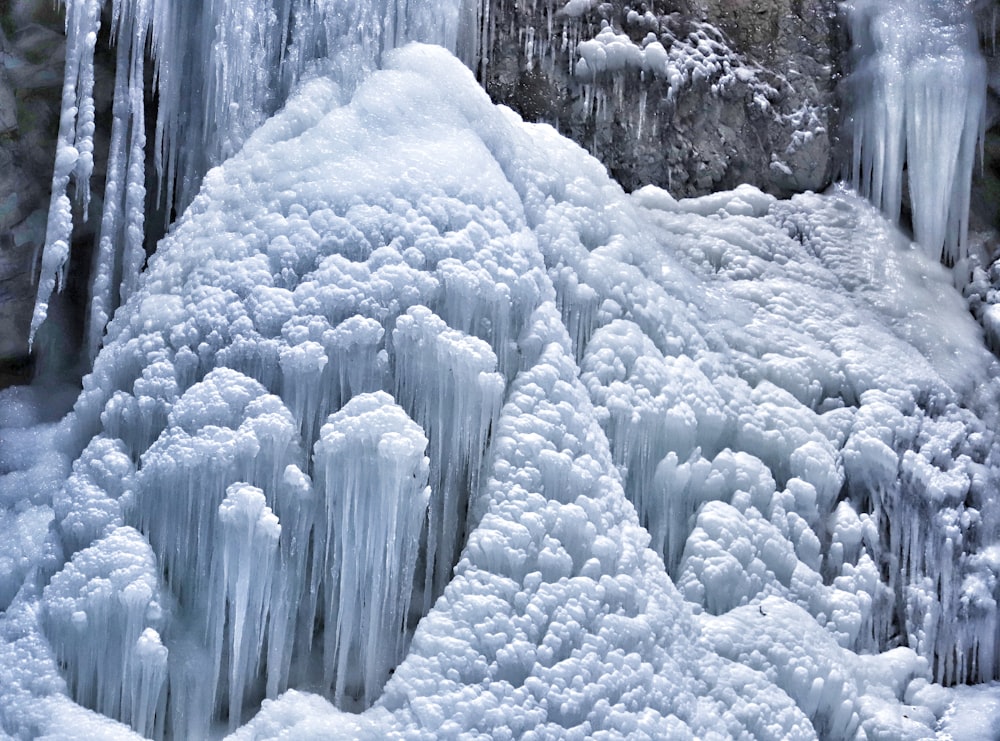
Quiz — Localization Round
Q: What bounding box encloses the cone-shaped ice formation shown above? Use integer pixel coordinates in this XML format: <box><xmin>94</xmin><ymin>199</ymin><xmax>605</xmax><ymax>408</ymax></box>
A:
<box><xmin>312</xmin><ymin>392</ymin><xmax>430</xmax><ymax>707</ymax></box>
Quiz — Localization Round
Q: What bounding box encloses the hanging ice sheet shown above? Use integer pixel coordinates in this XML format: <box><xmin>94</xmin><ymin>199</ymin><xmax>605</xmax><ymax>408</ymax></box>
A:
<box><xmin>844</xmin><ymin>0</ymin><xmax>987</xmax><ymax>265</ymax></box>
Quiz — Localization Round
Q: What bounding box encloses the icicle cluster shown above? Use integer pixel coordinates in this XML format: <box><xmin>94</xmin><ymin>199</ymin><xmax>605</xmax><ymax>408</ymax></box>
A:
<box><xmin>41</xmin><ymin>526</ymin><xmax>168</xmax><ymax>739</ymax></box>
<box><xmin>33</xmin><ymin>0</ymin><xmax>464</xmax><ymax>357</ymax></box>
<box><xmin>312</xmin><ymin>392</ymin><xmax>429</xmax><ymax>707</ymax></box>
<box><xmin>845</xmin><ymin>0</ymin><xmax>987</xmax><ymax>265</ymax></box>
<box><xmin>211</xmin><ymin>483</ymin><xmax>281</xmax><ymax>732</ymax></box>
<box><xmin>393</xmin><ymin>307</ymin><xmax>504</xmax><ymax>609</ymax></box>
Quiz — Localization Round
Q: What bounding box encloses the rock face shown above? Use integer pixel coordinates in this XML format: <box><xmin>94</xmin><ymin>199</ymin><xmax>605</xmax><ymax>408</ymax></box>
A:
<box><xmin>479</xmin><ymin>0</ymin><xmax>841</xmax><ymax>196</ymax></box>
<box><xmin>971</xmin><ymin>3</ymin><xmax>1000</xmax><ymax>238</ymax></box>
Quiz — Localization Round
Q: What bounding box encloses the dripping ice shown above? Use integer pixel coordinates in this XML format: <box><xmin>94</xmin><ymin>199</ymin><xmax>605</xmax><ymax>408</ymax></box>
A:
<box><xmin>31</xmin><ymin>0</ymin><xmax>464</xmax><ymax>355</ymax></box>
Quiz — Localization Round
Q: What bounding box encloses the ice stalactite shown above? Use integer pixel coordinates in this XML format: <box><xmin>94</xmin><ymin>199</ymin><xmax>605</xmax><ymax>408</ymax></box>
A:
<box><xmin>31</xmin><ymin>0</ymin><xmax>103</xmax><ymax>349</ymax></box>
<box><xmin>210</xmin><ymin>483</ymin><xmax>281</xmax><ymax>731</ymax></box>
<box><xmin>133</xmin><ymin>369</ymin><xmax>300</xmax><ymax>612</ymax></box>
<box><xmin>127</xmin><ymin>368</ymin><xmax>306</xmax><ymax>737</ymax></box>
<box><xmin>88</xmin><ymin>0</ymin><xmax>149</xmax><ymax>362</ymax></box>
<box><xmin>311</xmin><ymin>392</ymin><xmax>430</xmax><ymax>708</ymax></box>
<box><xmin>845</xmin><ymin>0</ymin><xmax>987</xmax><ymax>265</ymax></box>
<box><xmin>279</xmin><ymin>315</ymin><xmax>388</xmax><ymax>456</ymax></box>
<box><xmin>580</xmin><ymin>319</ymin><xmax>727</xmax><ymax>565</ymax></box>
<box><xmin>393</xmin><ymin>306</ymin><xmax>505</xmax><ymax>609</ymax></box>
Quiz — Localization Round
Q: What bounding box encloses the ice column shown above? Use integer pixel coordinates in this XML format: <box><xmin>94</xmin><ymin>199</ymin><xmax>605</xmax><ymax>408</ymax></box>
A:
<box><xmin>41</xmin><ymin>526</ymin><xmax>168</xmax><ymax>739</ymax></box>
<box><xmin>392</xmin><ymin>306</ymin><xmax>505</xmax><ymax>609</ymax></box>
<box><xmin>312</xmin><ymin>391</ymin><xmax>430</xmax><ymax>708</ymax></box>
<box><xmin>133</xmin><ymin>369</ymin><xmax>304</xmax><ymax>735</ymax></box>
<box><xmin>845</xmin><ymin>0</ymin><xmax>986</xmax><ymax>264</ymax></box>
<box><xmin>210</xmin><ymin>484</ymin><xmax>281</xmax><ymax>731</ymax></box>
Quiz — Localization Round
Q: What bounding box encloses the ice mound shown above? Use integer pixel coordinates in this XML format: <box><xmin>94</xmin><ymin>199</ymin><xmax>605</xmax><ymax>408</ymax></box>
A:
<box><xmin>3</xmin><ymin>44</ymin><xmax>1000</xmax><ymax>738</ymax></box>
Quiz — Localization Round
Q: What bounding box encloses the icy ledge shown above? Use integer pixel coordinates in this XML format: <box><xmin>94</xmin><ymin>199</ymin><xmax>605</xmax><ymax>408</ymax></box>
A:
<box><xmin>1</xmin><ymin>45</ymin><xmax>999</xmax><ymax>739</ymax></box>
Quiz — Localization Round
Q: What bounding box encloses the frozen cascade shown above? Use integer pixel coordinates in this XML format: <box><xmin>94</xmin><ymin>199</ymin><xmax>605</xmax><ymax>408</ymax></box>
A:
<box><xmin>5</xmin><ymin>18</ymin><xmax>1000</xmax><ymax>741</ymax></box>
<box><xmin>844</xmin><ymin>0</ymin><xmax>987</xmax><ymax>265</ymax></box>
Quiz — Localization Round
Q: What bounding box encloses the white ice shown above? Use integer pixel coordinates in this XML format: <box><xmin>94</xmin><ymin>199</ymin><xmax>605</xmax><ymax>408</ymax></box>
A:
<box><xmin>31</xmin><ymin>0</ymin><xmax>465</xmax><ymax>358</ymax></box>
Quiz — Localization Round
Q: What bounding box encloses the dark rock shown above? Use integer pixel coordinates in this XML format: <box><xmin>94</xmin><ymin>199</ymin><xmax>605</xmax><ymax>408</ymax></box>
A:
<box><xmin>479</xmin><ymin>0</ymin><xmax>842</xmax><ymax>197</ymax></box>
<box><xmin>0</xmin><ymin>4</ymin><xmax>65</xmax><ymax>369</ymax></box>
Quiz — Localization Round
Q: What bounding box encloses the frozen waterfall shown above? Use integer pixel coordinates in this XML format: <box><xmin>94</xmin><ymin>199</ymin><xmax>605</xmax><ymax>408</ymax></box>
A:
<box><xmin>3</xmin><ymin>0</ymin><xmax>1000</xmax><ymax>739</ymax></box>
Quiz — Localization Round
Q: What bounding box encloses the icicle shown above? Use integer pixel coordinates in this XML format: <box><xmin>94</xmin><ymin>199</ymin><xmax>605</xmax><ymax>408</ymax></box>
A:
<box><xmin>279</xmin><ymin>339</ymin><xmax>329</xmax><ymax>454</ymax></box>
<box><xmin>264</xmin><ymin>463</ymin><xmax>315</xmax><ymax>699</ymax></box>
<box><xmin>127</xmin><ymin>628</ymin><xmax>169</xmax><ymax>740</ymax></box>
<box><xmin>210</xmin><ymin>483</ymin><xmax>281</xmax><ymax>731</ymax></box>
<box><xmin>323</xmin><ymin>315</ymin><xmax>387</xmax><ymax>409</ymax></box>
<box><xmin>135</xmin><ymin>369</ymin><xmax>299</xmax><ymax>613</ymax></box>
<box><xmin>311</xmin><ymin>391</ymin><xmax>430</xmax><ymax>708</ymax></box>
<box><xmin>31</xmin><ymin>0</ymin><xmax>103</xmax><ymax>349</ymax></box>
<box><xmin>36</xmin><ymin>0</ymin><xmax>464</xmax><ymax>351</ymax></box>
<box><xmin>392</xmin><ymin>306</ymin><xmax>504</xmax><ymax>609</ymax></box>
<box><xmin>119</xmin><ymin>3</ymin><xmax>148</xmax><ymax>307</ymax></box>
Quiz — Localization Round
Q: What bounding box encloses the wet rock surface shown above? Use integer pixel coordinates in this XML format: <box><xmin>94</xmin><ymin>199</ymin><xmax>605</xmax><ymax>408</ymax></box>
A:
<box><xmin>1</xmin><ymin>1</ymin><xmax>112</xmax><ymax>386</ymax></box>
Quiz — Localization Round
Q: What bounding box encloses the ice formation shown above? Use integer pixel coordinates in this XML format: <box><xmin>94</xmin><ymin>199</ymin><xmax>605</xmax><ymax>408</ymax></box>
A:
<box><xmin>8</xmin><ymin>0</ymin><xmax>1000</xmax><ymax>735</ymax></box>
<box><xmin>844</xmin><ymin>0</ymin><xmax>987</xmax><ymax>264</ymax></box>
<box><xmin>312</xmin><ymin>392</ymin><xmax>429</xmax><ymax>708</ymax></box>
<box><xmin>4</xmin><ymin>34</ymin><xmax>1000</xmax><ymax>738</ymax></box>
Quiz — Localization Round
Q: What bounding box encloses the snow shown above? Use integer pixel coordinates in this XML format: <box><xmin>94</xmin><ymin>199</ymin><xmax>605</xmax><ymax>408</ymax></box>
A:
<box><xmin>937</xmin><ymin>682</ymin><xmax>1000</xmax><ymax>740</ymax></box>
<box><xmin>4</xmin><ymin>9</ymin><xmax>1000</xmax><ymax>741</ymax></box>
<box><xmin>41</xmin><ymin>526</ymin><xmax>167</xmax><ymax>739</ymax></box>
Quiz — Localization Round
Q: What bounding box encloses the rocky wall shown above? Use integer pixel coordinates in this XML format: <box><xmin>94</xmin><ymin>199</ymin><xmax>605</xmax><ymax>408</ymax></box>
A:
<box><xmin>478</xmin><ymin>0</ymin><xmax>842</xmax><ymax>197</ymax></box>
<box><xmin>0</xmin><ymin>0</ymin><xmax>115</xmax><ymax>387</ymax></box>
